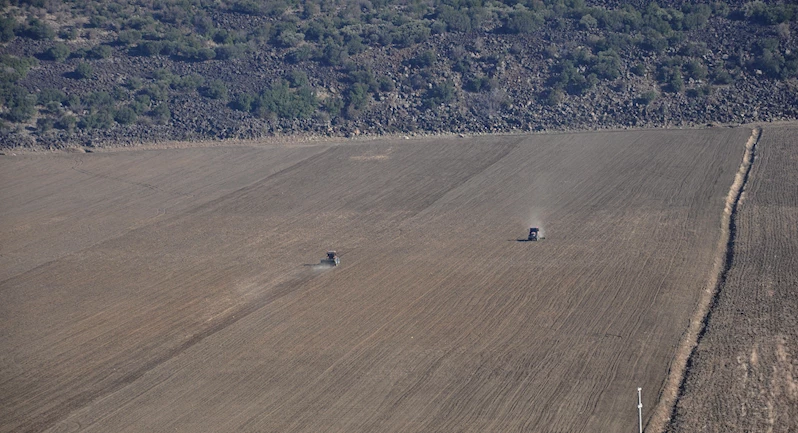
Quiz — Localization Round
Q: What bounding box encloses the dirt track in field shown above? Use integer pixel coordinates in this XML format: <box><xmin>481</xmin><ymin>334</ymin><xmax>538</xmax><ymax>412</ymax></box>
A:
<box><xmin>667</xmin><ymin>126</ymin><xmax>798</xmax><ymax>432</ymax></box>
<box><xmin>0</xmin><ymin>128</ymin><xmax>749</xmax><ymax>432</ymax></box>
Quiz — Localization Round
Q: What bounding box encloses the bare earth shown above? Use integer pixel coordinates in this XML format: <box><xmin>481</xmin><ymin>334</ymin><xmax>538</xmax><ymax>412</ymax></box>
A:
<box><xmin>668</xmin><ymin>126</ymin><xmax>798</xmax><ymax>432</ymax></box>
<box><xmin>0</xmin><ymin>128</ymin><xmax>749</xmax><ymax>432</ymax></box>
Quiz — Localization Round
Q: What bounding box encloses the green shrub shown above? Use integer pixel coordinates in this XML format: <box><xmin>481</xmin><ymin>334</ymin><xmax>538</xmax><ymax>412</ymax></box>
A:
<box><xmin>44</xmin><ymin>43</ymin><xmax>71</xmax><ymax>61</ymax></box>
<box><xmin>378</xmin><ymin>76</ymin><xmax>395</xmax><ymax>92</ymax></box>
<box><xmin>544</xmin><ymin>88</ymin><xmax>563</xmax><ymax>106</ymax></box>
<box><xmin>0</xmin><ymin>55</ymin><xmax>37</xmax><ymax>83</ymax></box>
<box><xmin>344</xmin><ymin>68</ymin><xmax>378</xmax><ymax>93</ymax></box>
<box><xmin>215</xmin><ymin>45</ymin><xmax>241</xmax><ymax>60</ymax></box>
<box><xmin>22</xmin><ymin>18</ymin><xmax>55</xmax><ymax>40</ymax></box>
<box><xmin>592</xmin><ymin>50</ymin><xmax>621</xmax><ymax>79</ymax></box>
<box><xmin>679</xmin><ymin>42</ymin><xmax>707</xmax><ymax>58</ymax></box>
<box><xmin>125</xmin><ymin>77</ymin><xmax>143</xmax><ymax>91</ymax></box>
<box><xmin>65</xmin><ymin>94</ymin><xmax>81</xmax><ymax>110</ymax></box>
<box><xmin>87</xmin><ymin>15</ymin><xmax>106</xmax><ymax>29</ymax></box>
<box><xmin>141</xmin><ymin>84</ymin><xmax>168</xmax><ymax>102</ymax></box>
<box><xmin>0</xmin><ymin>16</ymin><xmax>17</xmax><ymax>42</ymax></box>
<box><xmin>504</xmin><ymin>10</ymin><xmax>542</xmax><ymax>34</ymax></box>
<box><xmin>286</xmin><ymin>70</ymin><xmax>309</xmax><ymax>88</ymax></box>
<box><xmin>437</xmin><ymin>6</ymin><xmax>472</xmax><ymax>33</ymax></box>
<box><xmin>231</xmin><ymin>0</ymin><xmax>264</xmax><ymax>16</ymax></box>
<box><xmin>43</xmin><ymin>101</ymin><xmax>63</xmax><ymax>115</ymax></box>
<box><xmin>744</xmin><ymin>1</ymin><xmax>795</xmax><ymax>25</ymax></box>
<box><xmin>684</xmin><ymin>59</ymin><xmax>707</xmax><ymax>80</ymax></box>
<box><xmin>712</xmin><ymin>2</ymin><xmax>730</xmax><ymax>17</ymax></box>
<box><xmin>406</xmin><ymin>72</ymin><xmax>428</xmax><ymax>90</ymax></box>
<box><xmin>213</xmin><ymin>29</ymin><xmax>234</xmax><ymax>45</ymax></box>
<box><xmin>37</xmin><ymin>88</ymin><xmax>66</xmax><ymax>105</ymax></box>
<box><xmin>74</xmin><ymin>62</ymin><xmax>94</xmax><ymax>79</ymax></box>
<box><xmin>463</xmin><ymin>76</ymin><xmax>496</xmax><ymax>93</ymax></box>
<box><xmin>117</xmin><ymin>30</ymin><xmax>142</xmax><ymax>46</ymax></box>
<box><xmin>194</xmin><ymin>48</ymin><xmax>216</xmax><ymax>61</ymax></box>
<box><xmin>345</xmin><ymin>35</ymin><xmax>365</xmax><ymax>55</ymax></box>
<box><xmin>286</xmin><ymin>45</ymin><xmax>312</xmax><ymax>63</ymax></box>
<box><xmin>640</xmin><ymin>30</ymin><xmax>668</xmax><ymax>53</ymax></box>
<box><xmin>70</xmin><ymin>47</ymin><xmax>90</xmax><ymax>59</ymax></box>
<box><xmin>3</xmin><ymin>85</ymin><xmax>36</xmax><ymax>122</ymax></box>
<box><xmin>78</xmin><ymin>109</ymin><xmax>114</xmax><ymax>129</ymax></box>
<box><xmin>637</xmin><ymin>90</ymin><xmax>658</xmax><ymax>105</ymax></box>
<box><xmin>423</xmin><ymin>80</ymin><xmax>455</xmax><ymax>109</ymax></box>
<box><xmin>430</xmin><ymin>20</ymin><xmax>447</xmax><ymax>34</ymax></box>
<box><xmin>410</xmin><ymin>50</ymin><xmax>436</xmax><ymax>68</ymax></box>
<box><xmin>36</xmin><ymin>117</ymin><xmax>55</xmax><ymax>133</ymax></box>
<box><xmin>668</xmin><ymin>71</ymin><xmax>684</xmax><ymax>92</ymax></box>
<box><xmin>345</xmin><ymin>82</ymin><xmax>369</xmax><ymax>111</ymax></box>
<box><xmin>202</xmin><ymin>79</ymin><xmax>228</xmax><ymax>100</ymax></box>
<box><xmin>686</xmin><ymin>85</ymin><xmax>712</xmax><ymax>98</ymax></box>
<box><xmin>150</xmin><ymin>103</ymin><xmax>171</xmax><ymax>123</ymax></box>
<box><xmin>275</xmin><ymin>30</ymin><xmax>304</xmax><ymax>48</ymax></box>
<box><xmin>631</xmin><ymin>63</ymin><xmax>647</xmax><ymax>76</ymax></box>
<box><xmin>151</xmin><ymin>68</ymin><xmax>174</xmax><ymax>82</ymax></box>
<box><xmin>136</xmin><ymin>41</ymin><xmax>164</xmax><ymax>56</ymax></box>
<box><xmin>712</xmin><ymin>69</ymin><xmax>733</xmax><ymax>84</ymax></box>
<box><xmin>393</xmin><ymin>21</ymin><xmax>431</xmax><ymax>47</ymax></box>
<box><xmin>130</xmin><ymin>94</ymin><xmax>151</xmax><ymax>114</ymax></box>
<box><xmin>114</xmin><ymin>106</ymin><xmax>137</xmax><ymax>124</ymax></box>
<box><xmin>111</xmin><ymin>85</ymin><xmax>128</xmax><ymax>102</ymax></box>
<box><xmin>55</xmin><ymin>114</ymin><xmax>76</xmax><ymax>131</ymax></box>
<box><xmin>254</xmin><ymin>81</ymin><xmax>317</xmax><ymax>119</ymax></box>
<box><xmin>171</xmin><ymin>74</ymin><xmax>204</xmax><ymax>92</ymax></box>
<box><xmin>323</xmin><ymin>96</ymin><xmax>343</xmax><ymax>117</ymax></box>
<box><xmin>554</xmin><ymin>60</ymin><xmax>597</xmax><ymax>95</ymax></box>
<box><xmin>752</xmin><ymin>50</ymin><xmax>783</xmax><ymax>78</ymax></box>
<box><xmin>682</xmin><ymin>4</ymin><xmax>712</xmax><ymax>29</ymax></box>
<box><xmin>318</xmin><ymin>42</ymin><xmax>347</xmax><ymax>66</ymax></box>
<box><xmin>579</xmin><ymin>14</ymin><xmax>598</xmax><ymax>30</ymax></box>
<box><xmin>82</xmin><ymin>91</ymin><xmax>114</xmax><ymax>108</ymax></box>
<box><xmin>231</xmin><ymin>93</ymin><xmax>255</xmax><ymax>111</ymax></box>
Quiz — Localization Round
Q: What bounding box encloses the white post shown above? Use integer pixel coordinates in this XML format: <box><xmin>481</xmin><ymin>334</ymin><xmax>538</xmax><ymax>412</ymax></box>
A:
<box><xmin>637</xmin><ymin>387</ymin><xmax>643</xmax><ymax>433</ymax></box>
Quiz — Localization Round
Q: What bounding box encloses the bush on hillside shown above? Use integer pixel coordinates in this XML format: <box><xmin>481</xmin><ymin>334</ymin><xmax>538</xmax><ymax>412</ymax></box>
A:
<box><xmin>44</xmin><ymin>43</ymin><xmax>71</xmax><ymax>62</ymax></box>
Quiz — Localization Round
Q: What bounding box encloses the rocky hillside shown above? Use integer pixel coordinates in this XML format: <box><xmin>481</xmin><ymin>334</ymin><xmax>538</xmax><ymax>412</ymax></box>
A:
<box><xmin>1</xmin><ymin>0</ymin><xmax>796</xmax><ymax>149</ymax></box>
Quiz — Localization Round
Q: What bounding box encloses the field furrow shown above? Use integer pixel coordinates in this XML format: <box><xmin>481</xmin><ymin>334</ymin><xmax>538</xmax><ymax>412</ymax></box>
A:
<box><xmin>0</xmin><ymin>128</ymin><xmax>753</xmax><ymax>432</ymax></box>
<box><xmin>668</xmin><ymin>125</ymin><xmax>798</xmax><ymax>432</ymax></box>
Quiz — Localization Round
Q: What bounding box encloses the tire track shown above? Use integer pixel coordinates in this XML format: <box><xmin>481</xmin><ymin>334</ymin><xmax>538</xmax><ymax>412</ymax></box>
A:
<box><xmin>71</xmin><ymin>166</ymin><xmax>195</xmax><ymax>198</ymax></box>
<box><xmin>1</xmin><ymin>148</ymin><xmax>334</xmax><ymax>432</ymax></box>
<box><xmin>649</xmin><ymin>127</ymin><xmax>762</xmax><ymax>432</ymax></box>
<box><xmin>0</xmin><ymin>147</ymin><xmax>329</xmax><ymax>288</ymax></box>
<box><xmin>23</xmin><ymin>270</ymin><xmax>319</xmax><ymax>433</ymax></box>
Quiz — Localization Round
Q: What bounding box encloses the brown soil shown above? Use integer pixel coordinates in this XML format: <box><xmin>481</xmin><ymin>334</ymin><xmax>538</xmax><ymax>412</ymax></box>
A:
<box><xmin>648</xmin><ymin>126</ymin><xmax>761</xmax><ymax>432</ymax></box>
<box><xmin>0</xmin><ymin>128</ymin><xmax>749</xmax><ymax>432</ymax></box>
<box><xmin>667</xmin><ymin>125</ymin><xmax>798</xmax><ymax>432</ymax></box>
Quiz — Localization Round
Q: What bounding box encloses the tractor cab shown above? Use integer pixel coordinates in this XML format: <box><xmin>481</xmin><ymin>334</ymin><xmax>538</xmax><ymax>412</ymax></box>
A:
<box><xmin>528</xmin><ymin>228</ymin><xmax>540</xmax><ymax>241</ymax></box>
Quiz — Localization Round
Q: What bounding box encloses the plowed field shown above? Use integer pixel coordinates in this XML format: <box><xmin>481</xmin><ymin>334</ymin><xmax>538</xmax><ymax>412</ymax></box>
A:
<box><xmin>668</xmin><ymin>126</ymin><xmax>798</xmax><ymax>432</ymax></box>
<box><xmin>0</xmin><ymin>128</ymin><xmax>750</xmax><ymax>432</ymax></box>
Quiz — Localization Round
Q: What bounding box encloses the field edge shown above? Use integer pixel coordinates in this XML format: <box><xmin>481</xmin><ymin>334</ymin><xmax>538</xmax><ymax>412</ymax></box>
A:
<box><xmin>649</xmin><ymin>126</ymin><xmax>762</xmax><ymax>432</ymax></box>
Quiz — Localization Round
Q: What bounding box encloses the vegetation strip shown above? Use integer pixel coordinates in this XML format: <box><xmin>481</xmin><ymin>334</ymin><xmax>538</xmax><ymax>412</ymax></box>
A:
<box><xmin>1</xmin><ymin>1</ymin><xmax>796</xmax><ymax>148</ymax></box>
<box><xmin>649</xmin><ymin>126</ymin><xmax>762</xmax><ymax>433</ymax></box>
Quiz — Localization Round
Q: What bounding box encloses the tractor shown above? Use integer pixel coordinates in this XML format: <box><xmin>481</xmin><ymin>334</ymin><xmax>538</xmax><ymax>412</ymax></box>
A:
<box><xmin>528</xmin><ymin>227</ymin><xmax>540</xmax><ymax>241</ymax></box>
<box><xmin>321</xmin><ymin>251</ymin><xmax>340</xmax><ymax>266</ymax></box>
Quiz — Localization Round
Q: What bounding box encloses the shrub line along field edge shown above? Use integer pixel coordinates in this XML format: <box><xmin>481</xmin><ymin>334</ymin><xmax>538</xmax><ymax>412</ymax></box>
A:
<box><xmin>647</xmin><ymin>126</ymin><xmax>762</xmax><ymax>432</ymax></box>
